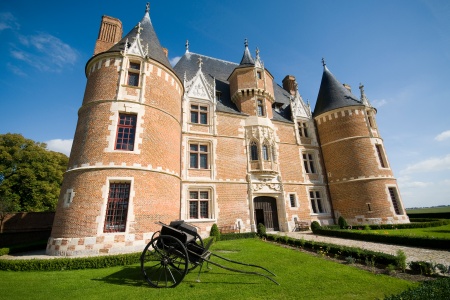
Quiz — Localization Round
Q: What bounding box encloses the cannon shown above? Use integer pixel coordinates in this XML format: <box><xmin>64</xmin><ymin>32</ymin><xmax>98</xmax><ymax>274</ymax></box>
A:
<box><xmin>140</xmin><ymin>221</ymin><xmax>279</xmax><ymax>288</ymax></box>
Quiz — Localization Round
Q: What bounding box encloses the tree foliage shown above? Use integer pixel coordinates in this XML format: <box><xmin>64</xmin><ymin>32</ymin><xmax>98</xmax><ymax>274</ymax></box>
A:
<box><xmin>0</xmin><ymin>133</ymin><xmax>68</xmax><ymax>213</ymax></box>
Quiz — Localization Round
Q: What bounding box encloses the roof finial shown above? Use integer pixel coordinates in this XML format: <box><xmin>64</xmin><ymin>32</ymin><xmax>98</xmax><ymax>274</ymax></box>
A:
<box><xmin>244</xmin><ymin>38</ymin><xmax>248</xmax><ymax>48</ymax></box>
<box><xmin>197</xmin><ymin>57</ymin><xmax>203</xmax><ymax>69</ymax></box>
<box><xmin>135</xmin><ymin>22</ymin><xmax>143</xmax><ymax>34</ymax></box>
<box><xmin>255</xmin><ymin>47</ymin><xmax>260</xmax><ymax>59</ymax></box>
<box><xmin>322</xmin><ymin>57</ymin><xmax>326</xmax><ymax>67</ymax></box>
<box><xmin>146</xmin><ymin>2</ymin><xmax>150</xmax><ymax>13</ymax></box>
<box><xmin>185</xmin><ymin>40</ymin><xmax>190</xmax><ymax>53</ymax></box>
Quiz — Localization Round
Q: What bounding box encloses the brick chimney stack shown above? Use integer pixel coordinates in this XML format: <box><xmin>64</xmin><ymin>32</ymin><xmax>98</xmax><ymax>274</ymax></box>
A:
<box><xmin>93</xmin><ymin>15</ymin><xmax>123</xmax><ymax>55</ymax></box>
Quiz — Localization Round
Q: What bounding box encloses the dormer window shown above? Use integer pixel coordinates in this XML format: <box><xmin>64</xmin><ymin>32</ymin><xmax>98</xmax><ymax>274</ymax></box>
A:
<box><xmin>190</xmin><ymin>104</ymin><xmax>208</xmax><ymax>125</ymax></box>
<box><xmin>127</xmin><ymin>62</ymin><xmax>140</xmax><ymax>86</ymax></box>
<box><xmin>257</xmin><ymin>99</ymin><xmax>265</xmax><ymax>116</ymax></box>
<box><xmin>298</xmin><ymin>122</ymin><xmax>309</xmax><ymax>138</ymax></box>
<box><xmin>257</xmin><ymin>71</ymin><xmax>262</xmax><ymax>79</ymax></box>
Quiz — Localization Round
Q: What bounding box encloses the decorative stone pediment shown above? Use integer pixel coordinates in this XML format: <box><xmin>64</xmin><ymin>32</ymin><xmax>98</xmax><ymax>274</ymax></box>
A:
<box><xmin>291</xmin><ymin>92</ymin><xmax>311</xmax><ymax>119</ymax></box>
<box><xmin>123</xmin><ymin>22</ymin><xmax>149</xmax><ymax>58</ymax></box>
<box><xmin>184</xmin><ymin>58</ymin><xmax>214</xmax><ymax>101</ymax></box>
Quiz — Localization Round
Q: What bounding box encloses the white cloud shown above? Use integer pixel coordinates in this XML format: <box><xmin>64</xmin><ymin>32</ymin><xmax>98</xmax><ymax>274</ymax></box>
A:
<box><xmin>371</xmin><ymin>99</ymin><xmax>387</xmax><ymax>107</ymax></box>
<box><xmin>45</xmin><ymin>139</ymin><xmax>73</xmax><ymax>156</ymax></box>
<box><xmin>169</xmin><ymin>56</ymin><xmax>181</xmax><ymax>66</ymax></box>
<box><xmin>0</xmin><ymin>12</ymin><xmax>19</xmax><ymax>31</ymax></box>
<box><xmin>10</xmin><ymin>32</ymin><xmax>78</xmax><ymax>73</ymax></box>
<box><xmin>7</xmin><ymin>63</ymin><xmax>26</xmax><ymax>77</ymax></box>
<box><xmin>400</xmin><ymin>154</ymin><xmax>450</xmax><ymax>174</ymax></box>
<box><xmin>435</xmin><ymin>130</ymin><xmax>450</xmax><ymax>141</ymax></box>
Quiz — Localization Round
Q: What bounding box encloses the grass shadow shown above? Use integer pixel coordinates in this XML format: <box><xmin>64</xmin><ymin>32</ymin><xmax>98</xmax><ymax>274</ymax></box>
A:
<box><xmin>91</xmin><ymin>266</ymin><xmax>146</xmax><ymax>287</ymax></box>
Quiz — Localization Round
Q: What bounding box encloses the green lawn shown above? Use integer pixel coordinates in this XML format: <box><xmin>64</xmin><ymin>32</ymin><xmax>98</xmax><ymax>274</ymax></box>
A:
<box><xmin>406</xmin><ymin>206</ymin><xmax>450</xmax><ymax>214</ymax></box>
<box><xmin>0</xmin><ymin>239</ymin><xmax>415</xmax><ymax>300</ymax></box>
<box><xmin>370</xmin><ymin>224</ymin><xmax>450</xmax><ymax>239</ymax></box>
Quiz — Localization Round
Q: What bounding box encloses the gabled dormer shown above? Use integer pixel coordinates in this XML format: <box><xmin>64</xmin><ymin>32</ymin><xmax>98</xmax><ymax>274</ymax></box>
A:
<box><xmin>182</xmin><ymin>56</ymin><xmax>216</xmax><ymax>134</ymax></box>
<box><xmin>228</xmin><ymin>40</ymin><xmax>275</xmax><ymax>118</ymax></box>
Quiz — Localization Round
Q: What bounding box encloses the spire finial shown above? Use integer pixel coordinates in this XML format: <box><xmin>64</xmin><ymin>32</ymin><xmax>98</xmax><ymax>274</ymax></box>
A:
<box><xmin>322</xmin><ymin>57</ymin><xmax>326</xmax><ymax>67</ymax></box>
<box><xmin>135</xmin><ymin>22</ymin><xmax>143</xmax><ymax>34</ymax></box>
<box><xmin>255</xmin><ymin>47</ymin><xmax>260</xmax><ymax>58</ymax></box>
<box><xmin>185</xmin><ymin>40</ymin><xmax>190</xmax><ymax>53</ymax></box>
<box><xmin>197</xmin><ymin>57</ymin><xmax>203</xmax><ymax>69</ymax></box>
<box><xmin>244</xmin><ymin>38</ymin><xmax>248</xmax><ymax>48</ymax></box>
<box><xmin>146</xmin><ymin>2</ymin><xmax>150</xmax><ymax>13</ymax></box>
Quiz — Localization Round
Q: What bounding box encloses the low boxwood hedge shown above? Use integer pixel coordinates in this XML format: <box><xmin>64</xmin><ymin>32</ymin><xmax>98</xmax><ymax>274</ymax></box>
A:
<box><xmin>384</xmin><ymin>277</ymin><xmax>450</xmax><ymax>300</ymax></box>
<box><xmin>264</xmin><ymin>233</ymin><xmax>398</xmax><ymax>267</ymax></box>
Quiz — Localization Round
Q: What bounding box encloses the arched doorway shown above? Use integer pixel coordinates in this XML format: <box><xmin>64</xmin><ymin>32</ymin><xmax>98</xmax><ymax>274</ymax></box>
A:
<box><xmin>254</xmin><ymin>196</ymin><xmax>279</xmax><ymax>231</ymax></box>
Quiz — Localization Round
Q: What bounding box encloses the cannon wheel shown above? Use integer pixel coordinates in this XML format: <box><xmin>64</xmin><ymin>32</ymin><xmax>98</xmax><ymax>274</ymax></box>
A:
<box><xmin>141</xmin><ymin>235</ymin><xmax>189</xmax><ymax>288</ymax></box>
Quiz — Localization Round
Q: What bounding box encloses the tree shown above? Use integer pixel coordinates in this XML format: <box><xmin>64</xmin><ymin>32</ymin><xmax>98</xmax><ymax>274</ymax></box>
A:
<box><xmin>0</xmin><ymin>133</ymin><xmax>68</xmax><ymax>214</ymax></box>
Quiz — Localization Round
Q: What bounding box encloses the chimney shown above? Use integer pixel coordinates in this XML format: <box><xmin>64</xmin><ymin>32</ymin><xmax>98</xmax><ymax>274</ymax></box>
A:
<box><xmin>93</xmin><ymin>15</ymin><xmax>123</xmax><ymax>55</ymax></box>
<box><xmin>282</xmin><ymin>75</ymin><xmax>297</xmax><ymax>96</ymax></box>
<box><xmin>343</xmin><ymin>83</ymin><xmax>352</xmax><ymax>92</ymax></box>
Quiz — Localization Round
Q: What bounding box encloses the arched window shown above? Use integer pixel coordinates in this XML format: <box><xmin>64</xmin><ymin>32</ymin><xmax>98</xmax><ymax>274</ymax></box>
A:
<box><xmin>250</xmin><ymin>141</ymin><xmax>258</xmax><ymax>161</ymax></box>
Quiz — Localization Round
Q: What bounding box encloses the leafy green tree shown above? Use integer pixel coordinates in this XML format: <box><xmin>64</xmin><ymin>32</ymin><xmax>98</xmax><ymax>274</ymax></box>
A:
<box><xmin>0</xmin><ymin>133</ymin><xmax>68</xmax><ymax>215</ymax></box>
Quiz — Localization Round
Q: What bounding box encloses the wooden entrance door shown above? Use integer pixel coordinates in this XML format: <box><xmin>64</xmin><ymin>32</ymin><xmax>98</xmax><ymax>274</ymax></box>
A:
<box><xmin>254</xmin><ymin>196</ymin><xmax>279</xmax><ymax>231</ymax></box>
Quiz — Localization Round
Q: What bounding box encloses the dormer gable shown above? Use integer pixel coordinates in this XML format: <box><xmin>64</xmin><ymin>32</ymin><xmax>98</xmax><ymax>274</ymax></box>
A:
<box><xmin>184</xmin><ymin>57</ymin><xmax>214</xmax><ymax>102</ymax></box>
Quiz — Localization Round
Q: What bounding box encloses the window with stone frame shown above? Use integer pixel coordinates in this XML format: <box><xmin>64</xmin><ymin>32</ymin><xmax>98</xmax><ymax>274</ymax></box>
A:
<box><xmin>375</xmin><ymin>144</ymin><xmax>388</xmax><ymax>168</ymax></box>
<box><xmin>289</xmin><ymin>193</ymin><xmax>297</xmax><ymax>208</ymax></box>
<box><xmin>257</xmin><ymin>99</ymin><xmax>265</xmax><ymax>116</ymax></box>
<box><xmin>127</xmin><ymin>61</ymin><xmax>140</xmax><ymax>86</ymax></box>
<box><xmin>262</xmin><ymin>144</ymin><xmax>270</xmax><ymax>161</ymax></box>
<box><xmin>190</xmin><ymin>104</ymin><xmax>208</xmax><ymax>125</ymax></box>
<box><xmin>188</xmin><ymin>189</ymin><xmax>211</xmax><ymax>219</ymax></box>
<box><xmin>302</xmin><ymin>152</ymin><xmax>316</xmax><ymax>174</ymax></box>
<box><xmin>309</xmin><ymin>190</ymin><xmax>325</xmax><ymax>214</ymax></box>
<box><xmin>104</xmin><ymin>182</ymin><xmax>130</xmax><ymax>233</ymax></box>
<box><xmin>115</xmin><ymin>113</ymin><xmax>137</xmax><ymax>151</ymax></box>
<box><xmin>189</xmin><ymin>142</ymin><xmax>209</xmax><ymax>169</ymax></box>
<box><xmin>250</xmin><ymin>141</ymin><xmax>259</xmax><ymax>161</ymax></box>
<box><xmin>298</xmin><ymin>122</ymin><xmax>309</xmax><ymax>138</ymax></box>
<box><xmin>388</xmin><ymin>187</ymin><xmax>403</xmax><ymax>215</ymax></box>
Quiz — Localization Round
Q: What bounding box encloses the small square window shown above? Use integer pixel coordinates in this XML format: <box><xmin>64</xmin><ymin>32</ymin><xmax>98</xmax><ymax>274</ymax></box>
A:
<box><xmin>289</xmin><ymin>194</ymin><xmax>297</xmax><ymax>208</ymax></box>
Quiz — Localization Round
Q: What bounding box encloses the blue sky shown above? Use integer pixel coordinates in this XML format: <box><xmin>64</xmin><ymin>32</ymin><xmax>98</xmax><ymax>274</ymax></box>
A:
<box><xmin>0</xmin><ymin>0</ymin><xmax>449</xmax><ymax>208</ymax></box>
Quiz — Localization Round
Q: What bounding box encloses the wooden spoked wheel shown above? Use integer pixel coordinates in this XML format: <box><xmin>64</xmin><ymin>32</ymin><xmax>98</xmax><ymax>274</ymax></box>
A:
<box><xmin>140</xmin><ymin>235</ymin><xmax>189</xmax><ymax>288</ymax></box>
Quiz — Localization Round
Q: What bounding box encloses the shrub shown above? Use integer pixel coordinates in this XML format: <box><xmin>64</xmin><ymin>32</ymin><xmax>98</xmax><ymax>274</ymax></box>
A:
<box><xmin>338</xmin><ymin>216</ymin><xmax>348</xmax><ymax>229</ymax></box>
<box><xmin>0</xmin><ymin>248</ymin><xmax>9</xmax><ymax>256</ymax></box>
<box><xmin>384</xmin><ymin>277</ymin><xmax>450</xmax><ymax>300</ymax></box>
<box><xmin>210</xmin><ymin>223</ymin><xmax>221</xmax><ymax>241</ymax></box>
<box><xmin>408</xmin><ymin>261</ymin><xmax>435</xmax><ymax>276</ymax></box>
<box><xmin>219</xmin><ymin>232</ymin><xmax>257</xmax><ymax>241</ymax></box>
<box><xmin>257</xmin><ymin>223</ymin><xmax>266</xmax><ymax>236</ymax></box>
<box><xmin>396</xmin><ymin>250</ymin><xmax>407</xmax><ymax>272</ymax></box>
<box><xmin>310</xmin><ymin>221</ymin><xmax>321</xmax><ymax>232</ymax></box>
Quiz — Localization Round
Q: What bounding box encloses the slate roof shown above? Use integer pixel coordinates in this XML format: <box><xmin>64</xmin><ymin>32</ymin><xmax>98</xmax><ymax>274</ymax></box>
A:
<box><xmin>106</xmin><ymin>7</ymin><xmax>172</xmax><ymax>70</ymax></box>
<box><xmin>173</xmin><ymin>52</ymin><xmax>293</xmax><ymax>122</ymax></box>
<box><xmin>313</xmin><ymin>66</ymin><xmax>362</xmax><ymax>117</ymax></box>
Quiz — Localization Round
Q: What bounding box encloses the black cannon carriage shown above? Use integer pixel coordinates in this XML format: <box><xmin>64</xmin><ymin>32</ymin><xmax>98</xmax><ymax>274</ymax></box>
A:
<box><xmin>140</xmin><ymin>220</ymin><xmax>278</xmax><ymax>288</ymax></box>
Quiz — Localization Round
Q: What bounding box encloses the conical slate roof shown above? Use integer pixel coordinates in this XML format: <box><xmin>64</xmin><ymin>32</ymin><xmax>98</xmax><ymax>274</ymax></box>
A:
<box><xmin>313</xmin><ymin>66</ymin><xmax>362</xmax><ymax>117</ymax></box>
<box><xmin>106</xmin><ymin>5</ymin><xmax>172</xmax><ymax>70</ymax></box>
<box><xmin>239</xmin><ymin>39</ymin><xmax>255</xmax><ymax>66</ymax></box>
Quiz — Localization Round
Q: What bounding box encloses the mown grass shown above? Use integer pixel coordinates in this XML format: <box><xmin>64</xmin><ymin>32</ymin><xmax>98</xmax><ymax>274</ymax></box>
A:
<box><xmin>368</xmin><ymin>224</ymin><xmax>450</xmax><ymax>239</ymax></box>
<box><xmin>0</xmin><ymin>239</ymin><xmax>415</xmax><ymax>300</ymax></box>
<box><xmin>406</xmin><ymin>207</ymin><xmax>450</xmax><ymax>214</ymax></box>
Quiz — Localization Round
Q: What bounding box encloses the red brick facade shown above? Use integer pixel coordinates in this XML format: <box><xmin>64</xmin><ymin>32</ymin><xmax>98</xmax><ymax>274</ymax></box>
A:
<box><xmin>47</xmin><ymin>7</ymin><xmax>408</xmax><ymax>256</ymax></box>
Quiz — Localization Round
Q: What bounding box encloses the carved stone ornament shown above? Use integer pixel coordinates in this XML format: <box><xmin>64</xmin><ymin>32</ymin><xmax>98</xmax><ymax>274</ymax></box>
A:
<box><xmin>252</xmin><ymin>182</ymin><xmax>281</xmax><ymax>192</ymax></box>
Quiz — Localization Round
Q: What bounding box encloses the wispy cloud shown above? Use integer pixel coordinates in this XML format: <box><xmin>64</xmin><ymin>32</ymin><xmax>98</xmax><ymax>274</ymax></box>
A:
<box><xmin>45</xmin><ymin>139</ymin><xmax>72</xmax><ymax>156</ymax></box>
<box><xmin>6</xmin><ymin>62</ymin><xmax>27</xmax><ymax>77</ymax></box>
<box><xmin>0</xmin><ymin>12</ymin><xmax>19</xmax><ymax>31</ymax></box>
<box><xmin>371</xmin><ymin>99</ymin><xmax>387</xmax><ymax>107</ymax></box>
<box><xmin>169</xmin><ymin>56</ymin><xmax>181</xmax><ymax>66</ymax></box>
<box><xmin>10</xmin><ymin>32</ymin><xmax>78</xmax><ymax>72</ymax></box>
<box><xmin>400</xmin><ymin>154</ymin><xmax>450</xmax><ymax>174</ymax></box>
<box><xmin>435</xmin><ymin>130</ymin><xmax>450</xmax><ymax>141</ymax></box>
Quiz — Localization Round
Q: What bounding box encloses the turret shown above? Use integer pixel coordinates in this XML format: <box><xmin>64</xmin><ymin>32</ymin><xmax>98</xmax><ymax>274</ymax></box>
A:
<box><xmin>313</xmin><ymin>60</ymin><xmax>409</xmax><ymax>225</ymax></box>
<box><xmin>48</xmin><ymin>3</ymin><xmax>184</xmax><ymax>256</ymax></box>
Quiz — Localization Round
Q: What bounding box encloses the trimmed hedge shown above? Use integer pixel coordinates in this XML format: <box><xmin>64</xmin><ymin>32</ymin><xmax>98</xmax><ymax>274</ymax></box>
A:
<box><xmin>313</xmin><ymin>220</ymin><xmax>450</xmax><ymax>250</ymax></box>
<box><xmin>384</xmin><ymin>277</ymin><xmax>450</xmax><ymax>300</ymax></box>
<box><xmin>0</xmin><ymin>252</ymin><xmax>141</xmax><ymax>271</ymax></box>
<box><xmin>219</xmin><ymin>232</ymin><xmax>258</xmax><ymax>241</ymax></box>
<box><xmin>364</xmin><ymin>219</ymin><xmax>450</xmax><ymax>230</ymax></box>
<box><xmin>264</xmin><ymin>233</ymin><xmax>398</xmax><ymax>267</ymax></box>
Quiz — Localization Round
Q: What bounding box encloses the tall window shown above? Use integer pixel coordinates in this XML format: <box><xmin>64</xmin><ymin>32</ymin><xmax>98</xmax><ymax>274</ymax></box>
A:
<box><xmin>376</xmin><ymin>144</ymin><xmax>387</xmax><ymax>168</ymax></box>
<box><xmin>303</xmin><ymin>153</ymin><xmax>316</xmax><ymax>173</ymax></box>
<box><xmin>190</xmin><ymin>104</ymin><xmax>208</xmax><ymax>124</ymax></box>
<box><xmin>250</xmin><ymin>141</ymin><xmax>258</xmax><ymax>161</ymax></box>
<box><xmin>310</xmin><ymin>190</ymin><xmax>325</xmax><ymax>214</ymax></box>
<box><xmin>115</xmin><ymin>114</ymin><xmax>136</xmax><ymax>151</ymax></box>
<box><xmin>257</xmin><ymin>99</ymin><xmax>265</xmax><ymax>116</ymax></box>
<box><xmin>127</xmin><ymin>62</ymin><xmax>140</xmax><ymax>86</ymax></box>
<box><xmin>298</xmin><ymin>122</ymin><xmax>309</xmax><ymax>138</ymax></box>
<box><xmin>262</xmin><ymin>144</ymin><xmax>270</xmax><ymax>161</ymax></box>
<box><xmin>190</xmin><ymin>143</ymin><xmax>208</xmax><ymax>169</ymax></box>
<box><xmin>189</xmin><ymin>190</ymin><xmax>210</xmax><ymax>219</ymax></box>
<box><xmin>104</xmin><ymin>182</ymin><xmax>130</xmax><ymax>232</ymax></box>
<box><xmin>289</xmin><ymin>194</ymin><xmax>297</xmax><ymax>208</ymax></box>
<box><xmin>388</xmin><ymin>187</ymin><xmax>402</xmax><ymax>215</ymax></box>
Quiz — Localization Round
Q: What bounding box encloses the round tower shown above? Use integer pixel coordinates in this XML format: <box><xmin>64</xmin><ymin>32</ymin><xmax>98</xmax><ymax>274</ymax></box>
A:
<box><xmin>47</xmin><ymin>4</ymin><xmax>183</xmax><ymax>255</ymax></box>
<box><xmin>313</xmin><ymin>62</ymin><xmax>409</xmax><ymax>225</ymax></box>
